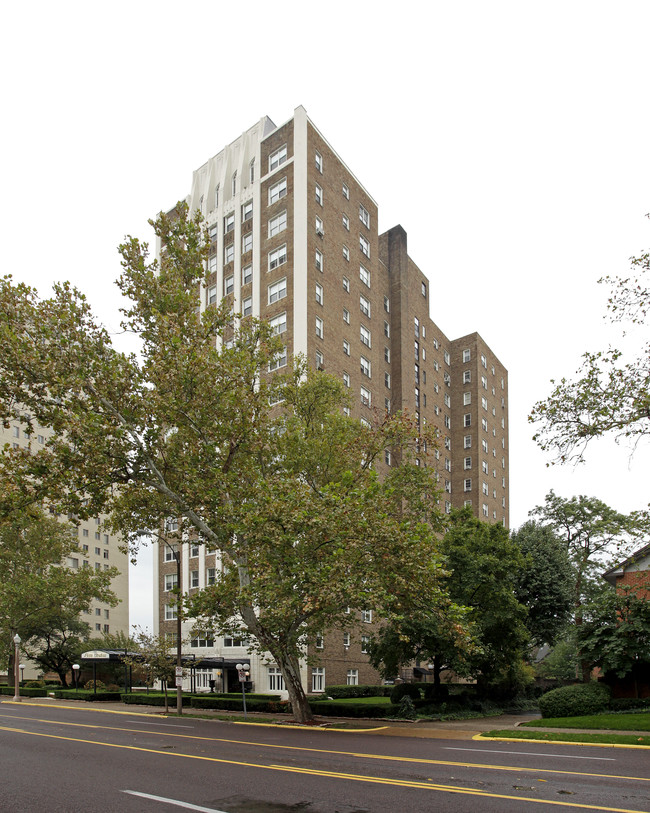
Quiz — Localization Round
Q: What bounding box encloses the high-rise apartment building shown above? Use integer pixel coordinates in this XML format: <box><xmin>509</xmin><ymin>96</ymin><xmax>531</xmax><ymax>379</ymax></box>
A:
<box><xmin>154</xmin><ymin>106</ymin><xmax>509</xmax><ymax>694</ymax></box>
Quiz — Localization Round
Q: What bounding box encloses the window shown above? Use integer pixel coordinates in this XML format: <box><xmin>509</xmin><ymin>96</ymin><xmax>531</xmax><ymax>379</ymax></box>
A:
<box><xmin>164</xmin><ymin>573</ymin><xmax>178</xmax><ymax>591</ymax></box>
<box><xmin>385</xmin><ymin>449</ymin><xmax>392</xmax><ymax>465</ymax></box>
<box><xmin>312</xmin><ymin>667</ymin><xmax>325</xmax><ymax>692</ymax></box>
<box><xmin>249</xmin><ymin>158</ymin><xmax>255</xmax><ymax>184</ymax></box>
<box><xmin>231</xmin><ymin>171</ymin><xmax>237</xmax><ymax>196</ymax></box>
<box><xmin>464</xmin><ymin>392</ymin><xmax>471</xmax><ymax>405</ymax></box>
<box><xmin>359</xmin><ymin>295</ymin><xmax>371</xmax><ymax>317</ymax></box>
<box><xmin>208</xmin><ymin>254</ymin><xmax>218</xmax><ymax>274</ymax></box>
<box><xmin>315</xmin><ymin>283</ymin><xmax>323</xmax><ymax>305</ymax></box>
<box><xmin>190</xmin><ymin>570</ymin><xmax>199</xmax><ymax>588</ymax></box>
<box><xmin>242</xmin><ymin>297</ymin><xmax>252</xmax><ymax>317</ymax></box>
<box><xmin>190</xmin><ymin>544</ymin><xmax>200</xmax><ymax>557</ymax></box>
<box><xmin>481</xmin><ymin>354</ymin><xmax>488</xmax><ymax>368</ymax></box>
<box><xmin>164</xmin><ymin>603</ymin><xmax>177</xmax><ymax>620</ymax></box>
<box><xmin>315</xmin><ymin>249</ymin><xmax>323</xmax><ymax>271</ymax></box>
<box><xmin>269</xmin><ymin>244</ymin><xmax>287</xmax><ymax>270</ymax></box>
<box><xmin>359</xmin><ymin>264</ymin><xmax>370</xmax><ymax>287</ymax></box>
<box><xmin>482</xmin><ymin>397</ymin><xmax>488</xmax><ymax>410</ymax></box>
<box><xmin>241</xmin><ymin>200</ymin><xmax>253</xmax><ymax>222</ymax></box>
<box><xmin>342</xmin><ymin>183</ymin><xmax>349</xmax><ymax>199</ymax></box>
<box><xmin>315</xmin><ymin>151</ymin><xmax>323</xmax><ymax>173</ymax></box>
<box><xmin>482</xmin><ymin>417</ymin><xmax>488</xmax><ymax>431</ymax></box>
<box><xmin>343</xmin><ymin>632</ymin><xmax>351</xmax><ymax>648</ymax></box>
<box><xmin>444</xmin><ymin>393</ymin><xmax>451</xmax><ymax>408</ymax></box>
<box><xmin>316</xmin><ymin>316</ymin><xmax>323</xmax><ymax>338</ymax></box>
<box><xmin>464</xmin><ymin>456</ymin><xmax>472</xmax><ymax>469</ymax></box>
<box><xmin>315</xmin><ymin>216</ymin><xmax>324</xmax><ymax>235</ymax></box>
<box><xmin>384</xmin><ymin>296</ymin><xmax>390</xmax><ymax>313</ymax></box>
<box><xmin>359</xmin><ymin>204</ymin><xmax>370</xmax><ymax>228</ymax></box>
<box><xmin>207</xmin><ymin>285</ymin><xmax>217</xmax><ymax>305</ymax></box>
<box><xmin>343</xmin><ymin>308</ymin><xmax>350</xmax><ymax>324</ymax></box>
<box><xmin>360</xmin><ymin>386</ymin><xmax>371</xmax><ymax>406</ymax></box>
<box><xmin>269</xmin><ymin>347</ymin><xmax>288</xmax><ymax>371</ymax></box>
<box><xmin>316</xmin><ymin>350</ymin><xmax>324</xmax><ymax>368</ymax></box>
<box><xmin>361</xmin><ymin>609</ymin><xmax>373</xmax><ymax>623</ymax></box>
<box><xmin>359</xmin><ymin>234</ymin><xmax>370</xmax><ymax>257</ymax></box>
<box><xmin>342</xmin><ymin>214</ymin><xmax>349</xmax><ymax>230</ymax></box>
<box><xmin>242</xmin><ymin>232</ymin><xmax>253</xmax><ymax>253</ymax></box>
<box><xmin>224</xmin><ymin>244</ymin><xmax>234</xmax><ymax>264</ymax></box>
<box><xmin>224</xmin><ymin>213</ymin><xmax>235</xmax><ymax>234</ymax></box>
<box><xmin>242</xmin><ymin>264</ymin><xmax>252</xmax><ymax>285</ymax></box>
<box><xmin>343</xmin><ymin>339</ymin><xmax>350</xmax><ymax>356</ymax></box>
<box><xmin>103</xmin><ymin>549</ymin><xmax>109</xmax><ymax>559</ymax></box>
<box><xmin>463</xmin><ymin>349</ymin><xmax>471</xmax><ymax>363</ymax></box>
<box><xmin>483</xmin><ymin>504</ymin><xmax>489</xmax><ymax>517</ymax></box>
<box><xmin>206</xmin><ymin>568</ymin><xmax>216</xmax><ymax>585</ymax></box>
<box><xmin>464</xmin><ymin>479</ymin><xmax>472</xmax><ymax>492</ymax></box>
<box><xmin>444</xmin><ymin>350</ymin><xmax>451</xmax><ymax>365</ymax></box>
<box><xmin>346</xmin><ymin>669</ymin><xmax>358</xmax><ymax>686</ymax></box>
<box><xmin>224</xmin><ymin>275</ymin><xmax>234</xmax><ymax>295</ymax></box>
<box><xmin>384</xmin><ymin>346</ymin><xmax>390</xmax><ymax>363</ymax></box>
<box><xmin>482</xmin><ymin>460</ymin><xmax>489</xmax><ymax>474</ymax></box>
<box><xmin>360</xmin><ymin>325</ymin><xmax>371</xmax><ymax>347</ymax></box>
<box><xmin>421</xmin><ymin>281</ymin><xmax>427</xmax><ymax>298</ymax></box>
<box><xmin>269</xmin><ymin>145</ymin><xmax>287</xmax><ymax>171</ymax></box>
<box><xmin>343</xmin><ymin>245</ymin><xmax>350</xmax><ymax>261</ymax></box>
<box><xmin>315</xmin><ymin>633</ymin><xmax>324</xmax><ymax>650</ymax></box>
<box><xmin>482</xmin><ymin>439</ymin><xmax>489</xmax><ymax>453</ymax></box>
<box><xmin>463</xmin><ymin>370</ymin><xmax>471</xmax><ymax>384</ymax></box>
<box><xmin>269</xmin><ymin>177</ymin><xmax>287</xmax><ymax>204</ymax></box>
<box><xmin>214</xmin><ymin>184</ymin><xmax>220</xmax><ymax>208</ymax></box>
<box><xmin>384</xmin><ymin>372</ymin><xmax>391</xmax><ymax>388</ymax></box>
<box><xmin>360</xmin><ymin>356</ymin><xmax>371</xmax><ymax>377</ymax></box>
<box><xmin>268</xmin><ymin>277</ymin><xmax>286</xmax><ymax>303</ymax></box>
<box><xmin>444</xmin><ymin>415</ymin><xmax>451</xmax><ymax>429</ymax></box>
<box><xmin>268</xmin><ymin>666</ymin><xmax>285</xmax><ymax>692</ymax></box>
<box><xmin>464</xmin><ymin>435</ymin><xmax>472</xmax><ymax>449</ymax></box>
<box><xmin>191</xmin><ymin>635</ymin><xmax>214</xmax><ymax>648</ymax></box>
<box><xmin>343</xmin><ymin>372</ymin><xmax>350</xmax><ymax>388</ymax></box>
<box><xmin>315</xmin><ymin>184</ymin><xmax>323</xmax><ymax>206</ymax></box>
<box><xmin>269</xmin><ymin>312</ymin><xmax>287</xmax><ymax>335</ymax></box>
<box><xmin>384</xmin><ymin>321</ymin><xmax>390</xmax><ymax>338</ymax></box>
<box><xmin>224</xmin><ymin>635</ymin><xmax>247</xmax><ymax>647</ymax></box>
<box><xmin>269</xmin><ymin>210</ymin><xmax>287</xmax><ymax>237</ymax></box>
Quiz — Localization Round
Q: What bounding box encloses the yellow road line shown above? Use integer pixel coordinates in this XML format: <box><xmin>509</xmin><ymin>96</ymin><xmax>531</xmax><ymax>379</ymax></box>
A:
<box><xmin>0</xmin><ymin>724</ymin><xmax>646</xmax><ymax>813</ymax></box>
<box><xmin>476</xmin><ymin>734</ymin><xmax>650</xmax><ymax>750</ymax></box>
<box><xmin>1</xmin><ymin>700</ymin><xmax>158</xmax><ymax>717</ymax></box>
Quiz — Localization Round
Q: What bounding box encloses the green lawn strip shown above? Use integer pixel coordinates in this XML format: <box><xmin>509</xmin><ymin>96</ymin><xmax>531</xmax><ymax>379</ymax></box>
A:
<box><xmin>479</xmin><ymin>729</ymin><xmax>649</xmax><ymax>746</ymax></box>
<box><xmin>521</xmin><ymin>712</ymin><xmax>650</xmax><ymax>731</ymax></box>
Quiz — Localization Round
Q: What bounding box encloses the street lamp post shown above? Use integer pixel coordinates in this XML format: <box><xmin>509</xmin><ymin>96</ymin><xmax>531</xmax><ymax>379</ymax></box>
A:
<box><xmin>236</xmin><ymin>663</ymin><xmax>250</xmax><ymax>719</ymax></box>
<box><xmin>13</xmin><ymin>634</ymin><xmax>21</xmax><ymax>702</ymax></box>
<box><xmin>72</xmin><ymin>663</ymin><xmax>80</xmax><ymax>692</ymax></box>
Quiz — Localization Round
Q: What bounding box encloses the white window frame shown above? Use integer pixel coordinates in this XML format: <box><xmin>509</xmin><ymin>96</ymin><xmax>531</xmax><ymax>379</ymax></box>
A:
<box><xmin>359</xmin><ymin>264</ymin><xmax>370</xmax><ymax>287</ymax></box>
<box><xmin>269</xmin><ymin>145</ymin><xmax>287</xmax><ymax>172</ymax></box>
<box><xmin>360</xmin><ymin>325</ymin><xmax>371</xmax><ymax>348</ymax></box>
<box><xmin>359</xmin><ymin>234</ymin><xmax>370</xmax><ymax>258</ymax></box>
<box><xmin>268</xmin><ymin>210</ymin><xmax>287</xmax><ymax>237</ymax></box>
<box><xmin>268</xmin><ymin>277</ymin><xmax>287</xmax><ymax>304</ymax></box>
<box><xmin>315</xmin><ymin>316</ymin><xmax>323</xmax><ymax>338</ymax></box>
<box><xmin>359</xmin><ymin>204</ymin><xmax>370</xmax><ymax>228</ymax></box>
<box><xmin>269</xmin><ymin>177</ymin><xmax>287</xmax><ymax>204</ymax></box>
<box><xmin>269</xmin><ymin>244</ymin><xmax>287</xmax><ymax>271</ymax></box>
<box><xmin>269</xmin><ymin>312</ymin><xmax>287</xmax><ymax>335</ymax></box>
<box><xmin>359</xmin><ymin>295</ymin><xmax>371</xmax><ymax>318</ymax></box>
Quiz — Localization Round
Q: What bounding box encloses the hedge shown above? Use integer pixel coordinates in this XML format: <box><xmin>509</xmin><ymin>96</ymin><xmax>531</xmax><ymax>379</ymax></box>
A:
<box><xmin>539</xmin><ymin>682</ymin><xmax>610</xmax><ymax>718</ymax></box>
<box><xmin>191</xmin><ymin>696</ymin><xmax>289</xmax><ymax>713</ymax></box>
<box><xmin>390</xmin><ymin>683</ymin><xmax>421</xmax><ymax>704</ymax></box>
<box><xmin>608</xmin><ymin>697</ymin><xmax>650</xmax><ymax>712</ymax></box>
<box><xmin>0</xmin><ymin>686</ymin><xmax>47</xmax><ymax>697</ymax></box>
<box><xmin>323</xmin><ymin>685</ymin><xmax>390</xmax><ymax>699</ymax></box>
<box><xmin>52</xmin><ymin>690</ymin><xmax>122</xmax><ymax>701</ymax></box>
<box><xmin>120</xmin><ymin>693</ymin><xmax>192</xmax><ymax>706</ymax></box>
<box><xmin>309</xmin><ymin>700</ymin><xmax>397</xmax><ymax>718</ymax></box>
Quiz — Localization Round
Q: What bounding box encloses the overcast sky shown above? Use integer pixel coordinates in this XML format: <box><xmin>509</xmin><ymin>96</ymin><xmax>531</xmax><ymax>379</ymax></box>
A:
<box><xmin>2</xmin><ymin>1</ymin><xmax>649</xmax><ymax>630</ymax></box>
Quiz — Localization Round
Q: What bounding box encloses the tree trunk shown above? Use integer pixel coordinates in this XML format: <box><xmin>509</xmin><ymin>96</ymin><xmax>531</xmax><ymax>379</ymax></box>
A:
<box><xmin>433</xmin><ymin>658</ymin><xmax>442</xmax><ymax>693</ymax></box>
<box><xmin>7</xmin><ymin>649</ymin><xmax>14</xmax><ymax>688</ymax></box>
<box><xmin>275</xmin><ymin>650</ymin><xmax>313</xmax><ymax>724</ymax></box>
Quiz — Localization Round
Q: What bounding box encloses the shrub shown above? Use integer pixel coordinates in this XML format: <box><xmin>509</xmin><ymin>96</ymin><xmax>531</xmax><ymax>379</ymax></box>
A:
<box><xmin>53</xmin><ymin>690</ymin><xmax>121</xmax><ymax>701</ymax></box>
<box><xmin>398</xmin><ymin>696</ymin><xmax>418</xmax><ymax>719</ymax></box>
<box><xmin>538</xmin><ymin>682</ymin><xmax>610</xmax><ymax>718</ymax></box>
<box><xmin>390</xmin><ymin>683</ymin><xmax>421</xmax><ymax>705</ymax></box>
<box><xmin>324</xmin><ymin>685</ymin><xmax>388</xmax><ymax>699</ymax></box>
<box><xmin>23</xmin><ymin>680</ymin><xmax>45</xmax><ymax>688</ymax></box>
<box><xmin>423</xmin><ymin>683</ymin><xmax>449</xmax><ymax>701</ymax></box>
<box><xmin>0</xmin><ymin>686</ymin><xmax>47</xmax><ymax>697</ymax></box>
<box><xmin>309</xmin><ymin>700</ymin><xmax>396</xmax><ymax>718</ymax></box>
<box><xmin>608</xmin><ymin>697</ymin><xmax>650</xmax><ymax>712</ymax></box>
<box><xmin>191</xmin><ymin>696</ymin><xmax>289</xmax><ymax>713</ymax></box>
<box><xmin>84</xmin><ymin>680</ymin><xmax>105</xmax><ymax>690</ymax></box>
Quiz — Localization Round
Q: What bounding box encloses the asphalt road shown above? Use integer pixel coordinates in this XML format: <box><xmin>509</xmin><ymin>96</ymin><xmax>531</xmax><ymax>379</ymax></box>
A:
<box><xmin>0</xmin><ymin>701</ymin><xmax>649</xmax><ymax>813</ymax></box>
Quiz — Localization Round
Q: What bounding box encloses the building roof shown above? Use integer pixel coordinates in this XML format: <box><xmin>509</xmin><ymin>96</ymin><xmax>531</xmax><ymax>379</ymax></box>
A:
<box><xmin>603</xmin><ymin>542</ymin><xmax>650</xmax><ymax>586</ymax></box>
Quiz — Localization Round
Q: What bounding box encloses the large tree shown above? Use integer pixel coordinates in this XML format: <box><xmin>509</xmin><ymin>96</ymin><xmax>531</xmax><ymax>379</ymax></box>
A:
<box><xmin>511</xmin><ymin>520</ymin><xmax>574</xmax><ymax>647</ymax></box>
<box><xmin>529</xmin><ymin>491</ymin><xmax>647</xmax><ymax>680</ymax></box>
<box><xmin>0</xmin><ymin>507</ymin><xmax>117</xmax><ymax>685</ymax></box>
<box><xmin>369</xmin><ymin>510</ymin><xmax>529</xmax><ymax>695</ymax></box>
<box><xmin>530</xmin><ymin>223</ymin><xmax>649</xmax><ymax>464</ymax></box>
<box><xmin>23</xmin><ymin>614</ymin><xmax>90</xmax><ymax>687</ymax></box>
<box><xmin>0</xmin><ymin>203</ymin><xmax>449</xmax><ymax>722</ymax></box>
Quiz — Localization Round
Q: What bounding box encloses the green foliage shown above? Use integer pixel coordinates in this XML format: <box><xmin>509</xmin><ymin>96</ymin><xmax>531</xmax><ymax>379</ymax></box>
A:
<box><xmin>389</xmin><ymin>683</ymin><xmax>421</xmax><ymax>704</ymax></box>
<box><xmin>84</xmin><ymin>679</ymin><xmax>105</xmax><ymax>690</ymax></box>
<box><xmin>54</xmin><ymin>689</ymin><xmax>121</xmax><ymax>701</ymax></box>
<box><xmin>0</xmin><ymin>507</ymin><xmax>117</xmax><ymax>682</ymax></box>
<box><xmin>323</xmin><ymin>684</ymin><xmax>390</xmax><ymax>699</ymax></box>
<box><xmin>535</xmin><ymin>635</ymin><xmax>579</xmax><ymax>682</ymax></box>
<box><xmin>120</xmin><ymin>692</ymin><xmax>192</xmax><ymax>707</ymax></box>
<box><xmin>578</xmin><ymin>584</ymin><xmax>650</xmax><ymax>677</ymax></box>
<box><xmin>608</xmin><ymin>698</ymin><xmax>650</xmax><ymax>712</ymax></box>
<box><xmin>397</xmin><ymin>695</ymin><xmax>418</xmax><ymax>719</ymax></box>
<box><xmin>538</xmin><ymin>682</ymin><xmax>610</xmax><ymax>718</ymax></box>
<box><xmin>309</xmin><ymin>700</ymin><xmax>397</xmax><ymax>718</ymax></box>
<box><xmin>23</xmin><ymin>680</ymin><xmax>45</xmax><ymax>688</ymax></box>
<box><xmin>24</xmin><ymin>614</ymin><xmax>90</xmax><ymax>688</ymax></box>
<box><xmin>530</xmin><ymin>229</ymin><xmax>650</xmax><ymax>464</ymax></box>
<box><xmin>511</xmin><ymin>521</ymin><xmax>574</xmax><ymax>646</ymax></box>
<box><xmin>0</xmin><ymin>205</ymin><xmax>449</xmax><ymax>724</ymax></box>
<box><xmin>0</xmin><ymin>686</ymin><xmax>47</xmax><ymax>697</ymax></box>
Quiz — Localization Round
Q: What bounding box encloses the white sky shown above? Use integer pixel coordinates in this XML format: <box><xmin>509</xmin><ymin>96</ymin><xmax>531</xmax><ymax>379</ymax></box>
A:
<box><xmin>2</xmin><ymin>1</ymin><xmax>649</xmax><ymax>631</ymax></box>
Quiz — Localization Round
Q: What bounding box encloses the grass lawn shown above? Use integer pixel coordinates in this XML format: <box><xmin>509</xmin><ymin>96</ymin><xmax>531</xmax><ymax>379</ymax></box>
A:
<box><xmin>480</xmin><ymin>729</ymin><xmax>649</xmax><ymax>747</ymax></box>
<box><xmin>521</xmin><ymin>712</ymin><xmax>650</xmax><ymax>731</ymax></box>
